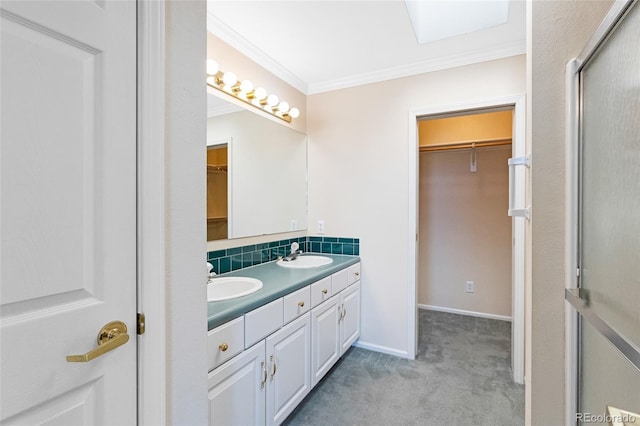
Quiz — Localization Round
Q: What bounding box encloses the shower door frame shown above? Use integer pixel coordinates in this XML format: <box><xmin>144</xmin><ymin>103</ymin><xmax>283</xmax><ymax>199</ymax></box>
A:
<box><xmin>564</xmin><ymin>0</ymin><xmax>639</xmax><ymax>423</ymax></box>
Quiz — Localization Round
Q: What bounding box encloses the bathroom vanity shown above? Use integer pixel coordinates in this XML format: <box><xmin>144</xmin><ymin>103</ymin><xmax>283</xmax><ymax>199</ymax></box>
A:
<box><xmin>206</xmin><ymin>254</ymin><xmax>361</xmax><ymax>425</ymax></box>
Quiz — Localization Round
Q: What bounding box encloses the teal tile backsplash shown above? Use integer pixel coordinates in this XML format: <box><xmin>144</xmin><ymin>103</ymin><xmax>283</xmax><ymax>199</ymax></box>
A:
<box><xmin>207</xmin><ymin>236</ymin><xmax>359</xmax><ymax>274</ymax></box>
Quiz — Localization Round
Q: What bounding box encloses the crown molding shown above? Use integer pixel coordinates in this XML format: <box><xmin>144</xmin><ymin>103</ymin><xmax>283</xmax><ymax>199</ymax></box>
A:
<box><xmin>206</xmin><ymin>12</ymin><xmax>309</xmax><ymax>95</ymax></box>
<box><xmin>207</xmin><ymin>10</ymin><xmax>525</xmax><ymax>96</ymax></box>
<box><xmin>307</xmin><ymin>40</ymin><xmax>526</xmax><ymax>95</ymax></box>
<box><xmin>207</xmin><ymin>101</ymin><xmax>243</xmax><ymax>118</ymax></box>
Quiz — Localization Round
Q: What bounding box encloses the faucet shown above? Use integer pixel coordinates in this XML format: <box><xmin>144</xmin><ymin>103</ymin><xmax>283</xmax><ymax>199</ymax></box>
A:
<box><xmin>207</xmin><ymin>262</ymin><xmax>217</xmax><ymax>282</ymax></box>
<box><xmin>283</xmin><ymin>242</ymin><xmax>302</xmax><ymax>261</ymax></box>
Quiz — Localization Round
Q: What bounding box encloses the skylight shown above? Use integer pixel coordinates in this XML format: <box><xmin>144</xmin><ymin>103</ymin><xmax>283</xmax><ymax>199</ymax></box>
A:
<box><xmin>404</xmin><ymin>0</ymin><xmax>510</xmax><ymax>44</ymax></box>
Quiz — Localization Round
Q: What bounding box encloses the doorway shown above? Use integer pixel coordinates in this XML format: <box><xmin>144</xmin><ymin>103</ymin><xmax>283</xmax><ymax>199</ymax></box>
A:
<box><xmin>408</xmin><ymin>95</ymin><xmax>526</xmax><ymax>384</ymax></box>
<box><xmin>417</xmin><ymin>108</ymin><xmax>513</xmax><ymax>323</ymax></box>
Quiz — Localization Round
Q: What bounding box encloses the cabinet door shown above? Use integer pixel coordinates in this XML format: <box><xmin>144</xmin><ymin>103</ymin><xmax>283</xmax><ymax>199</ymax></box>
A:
<box><xmin>340</xmin><ymin>282</ymin><xmax>361</xmax><ymax>356</ymax></box>
<box><xmin>311</xmin><ymin>294</ymin><xmax>340</xmax><ymax>387</ymax></box>
<box><xmin>208</xmin><ymin>341</ymin><xmax>266</xmax><ymax>426</ymax></box>
<box><xmin>265</xmin><ymin>313</ymin><xmax>311</xmax><ymax>426</ymax></box>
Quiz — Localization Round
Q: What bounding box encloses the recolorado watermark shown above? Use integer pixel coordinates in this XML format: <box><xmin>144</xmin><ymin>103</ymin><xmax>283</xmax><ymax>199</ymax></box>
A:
<box><xmin>576</xmin><ymin>412</ymin><xmax>637</xmax><ymax>424</ymax></box>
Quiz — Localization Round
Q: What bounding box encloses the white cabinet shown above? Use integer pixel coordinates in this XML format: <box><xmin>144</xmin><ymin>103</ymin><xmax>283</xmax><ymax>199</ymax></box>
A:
<box><xmin>339</xmin><ymin>281</ymin><xmax>361</xmax><ymax>356</ymax></box>
<box><xmin>311</xmin><ymin>280</ymin><xmax>361</xmax><ymax>388</ymax></box>
<box><xmin>208</xmin><ymin>340</ymin><xmax>267</xmax><ymax>426</ymax></box>
<box><xmin>266</xmin><ymin>313</ymin><xmax>311</xmax><ymax>425</ymax></box>
<box><xmin>310</xmin><ymin>294</ymin><xmax>340</xmax><ymax>387</ymax></box>
<box><xmin>208</xmin><ymin>314</ymin><xmax>311</xmax><ymax>426</ymax></box>
<box><xmin>208</xmin><ymin>262</ymin><xmax>361</xmax><ymax>426</ymax></box>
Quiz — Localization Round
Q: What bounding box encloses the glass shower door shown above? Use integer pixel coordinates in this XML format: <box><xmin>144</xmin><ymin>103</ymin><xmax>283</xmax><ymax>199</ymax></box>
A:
<box><xmin>568</xmin><ymin>0</ymin><xmax>640</xmax><ymax>424</ymax></box>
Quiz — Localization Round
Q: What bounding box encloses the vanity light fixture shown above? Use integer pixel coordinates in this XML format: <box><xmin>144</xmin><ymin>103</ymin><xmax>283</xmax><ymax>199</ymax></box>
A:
<box><xmin>206</xmin><ymin>59</ymin><xmax>300</xmax><ymax>123</ymax></box>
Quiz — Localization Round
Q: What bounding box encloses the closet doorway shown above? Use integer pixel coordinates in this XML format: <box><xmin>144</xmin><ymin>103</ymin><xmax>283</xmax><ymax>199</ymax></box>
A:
<box><xmin>418</xmin><ymin>108</ymin><xmax>512</xmax><ymax>323</ymax></box>
<box><xmin>408</xmin><ymin>97</ymin><xmax>526</xmax><ymax>384</ymax></box>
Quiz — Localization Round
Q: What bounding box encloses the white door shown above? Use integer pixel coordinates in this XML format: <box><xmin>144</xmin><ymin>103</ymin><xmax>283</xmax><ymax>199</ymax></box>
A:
<box><xmin>266</xmin><ymin>313</ymin><xmax>311</xmax><ymax>426</ymax></box>
<box><xmin>0</xmin><ymin>1</ymin><xmax>137</xmax><ymax>424</ymax></box>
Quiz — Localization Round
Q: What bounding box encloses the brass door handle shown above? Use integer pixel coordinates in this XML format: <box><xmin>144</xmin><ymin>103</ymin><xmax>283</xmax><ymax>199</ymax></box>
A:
<box><xmin>298</xmin><ymin>301</ymin><xmax>305</xmax><ymax>308</ymax></box>
<box><xmin>354</xmin><ymin>272</ymin><xmax>360</xmax><ymax>277</ymax></box>
<box><xmin>219</xmin><ymin>343</ymin><xmax>229</xmax><ymax>352</ymax></box>
<box><xmin>322</xmin><ymin>289</ymin><xmax>328</xmax><ymax>294</ymax></box>
<box><xmin>67</xmin><ymin>321</ymin><xmax>130</xmax><ymax>362</ymax></box>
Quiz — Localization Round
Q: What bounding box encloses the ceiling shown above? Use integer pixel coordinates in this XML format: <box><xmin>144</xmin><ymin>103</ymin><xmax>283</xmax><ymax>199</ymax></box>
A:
<box><xmin>206</xmin><ymin>0</ymin><xmax>526</xmax><ymax>95</ymax></box>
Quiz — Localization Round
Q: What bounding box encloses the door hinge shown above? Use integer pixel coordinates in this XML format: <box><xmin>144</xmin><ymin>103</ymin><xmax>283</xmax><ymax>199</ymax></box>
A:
<box><xmin>137</xmin><ymin>313</ymin><xmax>146</xmax><ymax>335</ymax></box>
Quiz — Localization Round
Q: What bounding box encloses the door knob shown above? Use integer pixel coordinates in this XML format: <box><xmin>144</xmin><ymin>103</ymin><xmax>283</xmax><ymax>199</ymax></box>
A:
<box><xmin>67</xmin><ymin>321</ymin><xmax>130</xmax><ymax>362</ymax></box>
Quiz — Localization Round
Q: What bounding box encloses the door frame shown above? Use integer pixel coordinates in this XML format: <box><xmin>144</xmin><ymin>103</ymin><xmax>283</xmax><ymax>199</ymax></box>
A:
<box><xmin>137</xmin><ymin>1</ymin><xmax>167</xmax><ymax>424</ymax></box>
<box><xmin>407</xmin><ymin>94</ymin><xmax>526</xmax><ymax>384</ymax></box>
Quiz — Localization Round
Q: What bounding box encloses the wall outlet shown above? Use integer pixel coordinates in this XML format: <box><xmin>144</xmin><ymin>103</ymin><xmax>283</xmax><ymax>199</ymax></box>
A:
<box><xmin>317</xmin><ymin>220</ymin><xmax>325</xmax><ymax>234</ymax></box>
<box><xmin>465</xmin><ymin>281</ymin><xmax>475</xmax><ymax>293</ymax></box>
<box><xmin>290</xmin><ymin>219</ymin><xmax>298</xmax><ymax>231</ymax></box>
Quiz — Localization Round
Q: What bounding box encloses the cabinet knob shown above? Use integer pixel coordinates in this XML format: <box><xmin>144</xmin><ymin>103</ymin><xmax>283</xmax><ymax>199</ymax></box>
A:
<box><xmin>298</xmin><ymin>301</ymin><xmax>305</xmax><ymax>308</ymax></box>
<box><xmin>322</xmin><ymin>289</ymin><xmax>328</xmax><ymax>294</ymax></box>
<box><xmin>354</xmin><ymin>271</ymin><xmax>360</xmax><ymax>277</ymax></box>
<box><xmin>219</xmin><ymin>343</ymin><xmax>229</xmax><ymax>352</ymax></box>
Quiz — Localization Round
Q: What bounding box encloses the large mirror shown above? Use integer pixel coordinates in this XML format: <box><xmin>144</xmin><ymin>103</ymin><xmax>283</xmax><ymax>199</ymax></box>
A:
<box><xmin>207</xmin><ymin>92</ymin><xmax>308</xmax><ymax>241</ymax></box>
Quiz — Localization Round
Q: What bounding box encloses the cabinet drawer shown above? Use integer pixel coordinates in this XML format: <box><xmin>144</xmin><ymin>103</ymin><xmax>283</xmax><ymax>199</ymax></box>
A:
<box><xmin>207</xmin><ymin>316</ymin><xmax>245</xmax><ymax>371</ymax></box>
<box><xmin>347</xmin><ymin>263</ymin><xmax>361</xmax><ymax>285</ymax></box>
<box><xmin>332</xmin><ymin>268</ymin><xmax>348</xmax><ymax>294</ymax></box>
<box><xmin>284</xmin><ymin>286</ymin><xmax>311</xmax><ymax>324</ymax></box>
<box><xmin>245</xmin><ymin>298</ymin><xmax>283</xmax><ymax>348</ymax></box>
<box><xmin>310</xmin><ymin>276</ymin><xmax>332</xmax><ymax>308</ymax></box>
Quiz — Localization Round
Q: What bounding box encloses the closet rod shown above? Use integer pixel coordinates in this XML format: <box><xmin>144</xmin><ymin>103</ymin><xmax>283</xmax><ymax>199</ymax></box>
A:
<box><xmin>419</xmin><ymin>138</ymin><xmax>512</xmax><ymax>152</ymax></box>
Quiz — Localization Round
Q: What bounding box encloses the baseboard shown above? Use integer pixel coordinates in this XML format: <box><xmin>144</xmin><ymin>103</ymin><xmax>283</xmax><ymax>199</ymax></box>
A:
<box><xmin>353</xmin><ymin>341</ymin><xmax>410</xmax><ymax>359</ymax></box>
<box><xmin>419</xmin><ymin>304</ymin><xmax>512</xmax><ymax>322</ymax></box>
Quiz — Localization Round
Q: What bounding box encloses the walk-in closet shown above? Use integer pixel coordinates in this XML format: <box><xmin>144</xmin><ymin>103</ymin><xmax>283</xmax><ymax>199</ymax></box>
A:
<box><xmin>417</xmin><ymin>109</ymin><xmax>513</xmax><ymax>321</ymax></box>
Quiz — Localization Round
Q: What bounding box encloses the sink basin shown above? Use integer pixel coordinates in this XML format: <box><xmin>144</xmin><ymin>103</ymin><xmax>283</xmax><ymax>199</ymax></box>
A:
<box><xmin>207</xmin><ymin>277</ymin><xmax>263</xmax><ymax>302</ymax></box>
<box><xmin>276</xmin><ymin>255</ymin><xmax>333</xmax><ymax>269</ymax></box>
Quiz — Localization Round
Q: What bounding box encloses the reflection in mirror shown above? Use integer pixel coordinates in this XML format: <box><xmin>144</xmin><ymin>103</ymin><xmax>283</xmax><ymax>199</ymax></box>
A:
<box><xmin>206</xmin><ymin>142</ymin><xmax>228</xmax><ymax>240</ymax></box>
<box><xmin>207</xmin><ymin>93</ymin><xmax>307</xmax><ymax>241</ymax></box>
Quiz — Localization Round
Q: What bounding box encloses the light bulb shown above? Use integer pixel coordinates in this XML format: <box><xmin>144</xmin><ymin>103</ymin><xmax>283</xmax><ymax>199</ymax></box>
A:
<box><xmin>289</xmin><ymin>107</ymin><xmax>300</xmax><ymax>119</ymax></box>
<box><xmin>278</xmin><ymin>101</ymin><xmax>290</xmax><ymax>113</ymax></box>
<box><xmin>222</xmin><ymin>72</ymin><xmax>237</xmax><ymax>87</ymax></box>
<box><xmin>206</xmin><ymin>60</ymin><xmax>219</xmax><ymax>76</ymax></box>
<box><xmin>240</xmin><ymin>80</ymin><xmax>254</xmax><ymax>94</ymax></box>
<box><xmin>254</xmin><ymin>87</ymin><xmax>267</xmax><ymax>100</ymax></box>
<box><xmin>266</xmin><ymin>94</ymin><xmax>279</xmax><ymax>107</ymax></box>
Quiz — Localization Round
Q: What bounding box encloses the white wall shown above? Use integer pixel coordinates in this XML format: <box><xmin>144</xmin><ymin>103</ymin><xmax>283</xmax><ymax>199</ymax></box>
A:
<box><xmin>528</xmin><ymin>1</ymin><xmax>613</xmax><ymax>424</ymax></box>
<box><xmin>307</xmin><ymin>55</ymin><xmax>526</xmax><ymax>356</ymax></box>
<box><xmin>165</xmin><ymin>2</ymin><xmax>208</xmax><ymax>424</ymax></box>
<box><xmin>418</xmin><ymin>146</ymin><xmax>512</xmax><ymax>318</ymax></box>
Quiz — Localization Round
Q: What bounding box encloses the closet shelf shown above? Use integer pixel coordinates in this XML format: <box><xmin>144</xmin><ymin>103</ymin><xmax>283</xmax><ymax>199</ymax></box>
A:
<box><xmin>207</xmin><ymin>216</ymin><xmax>228</xmax><ymax>222</ymax></box>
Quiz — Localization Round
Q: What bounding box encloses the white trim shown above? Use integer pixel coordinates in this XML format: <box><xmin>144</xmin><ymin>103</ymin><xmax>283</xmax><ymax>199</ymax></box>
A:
<box><xmin>564</xmin><ymin>58</ymin><xmax>580</xmax><ymax>426</ymax></box>
<box><xmin>408</xmin><ymin>94</ymin><xmax>526</xmax><ymax>384</ymax></box>
<box><xmin>511</xmin><ymin>95</ymin><xmax>527</xmax><ymax>385</ymax></box>
<box><xmin>353</xmin><ymin>341</ymin><xmax>409</xmax><ymax>359</ymax></box>
<box><xmin>137</xmin><ymin>2</ymin><xmax>166</xmax><ymax>425</ymax></box>
<box><xmin>206</xmin><ymin>12</ymin><xmax>308</xmax><ymax>94</ymax></box>
<box><xmin>308</xmin><ymin>41</ymin><xmax>525</xmax><ymax>95</ymax></box>
<box><xmin>407</xmin><ymin>111</ymin><xmax>419</xmax><ymax>361</ymax></box>
<box><xmin>419</xmin><ymin>304</ymin><xmax>512</xmax><ymax>322</ymax></box>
